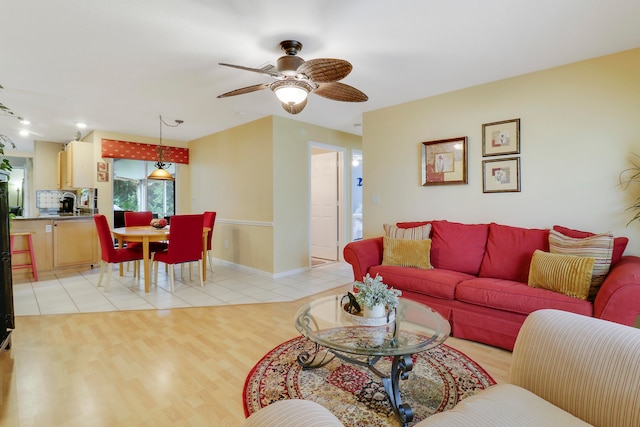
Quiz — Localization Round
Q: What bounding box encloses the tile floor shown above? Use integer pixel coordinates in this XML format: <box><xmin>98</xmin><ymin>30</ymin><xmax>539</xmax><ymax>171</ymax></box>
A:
<box><xmin>12</xmin><ymin>260</ymin><xmax>354</xmax><ymax>316</ymax></box>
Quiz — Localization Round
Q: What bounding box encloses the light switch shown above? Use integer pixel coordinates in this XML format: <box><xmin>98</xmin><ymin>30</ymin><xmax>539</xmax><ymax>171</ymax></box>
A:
<box><xmin>372</xmin><ymin>194</ymin><xmax>381</xmax><ymax>205</ymax></box>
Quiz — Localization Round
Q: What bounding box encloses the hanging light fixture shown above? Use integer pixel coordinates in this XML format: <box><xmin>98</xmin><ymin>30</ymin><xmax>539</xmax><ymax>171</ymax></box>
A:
<box><xmin>148</xmin><ymin>115</ymin><xmax>183</xmax><ymax>180</ymax></box>
<box><xmin>271</xmin><ymin>79</ymin><xmax>312</xmax><ymax>105</ymax></box>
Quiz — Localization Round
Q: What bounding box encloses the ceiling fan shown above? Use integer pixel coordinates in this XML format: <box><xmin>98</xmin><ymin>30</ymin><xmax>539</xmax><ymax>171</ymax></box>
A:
<box><xmin>217</xmin><ymin>40</ymin><xmax>368</xmax><ymax>114</ymax></box>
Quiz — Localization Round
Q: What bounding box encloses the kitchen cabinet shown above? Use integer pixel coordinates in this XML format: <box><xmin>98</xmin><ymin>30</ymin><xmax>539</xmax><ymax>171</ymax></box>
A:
<box><xmin>53</xmin><ymin>218</ymin><xmax>98</xmax><ymax>267</ymax></box>
<box><xmin>57</xmin><ymin>150</ymin><xmax>68</xmax><ymax>189</ymax></box>
<box><xmin>57</xmin><ymin>141</ymin><xmax>93</xmax><ymax>189</ymax></box>
<box><xmin>11</xmin><ymin>217</ymin><xmax>98</xmax><ymax>276</ymax></box>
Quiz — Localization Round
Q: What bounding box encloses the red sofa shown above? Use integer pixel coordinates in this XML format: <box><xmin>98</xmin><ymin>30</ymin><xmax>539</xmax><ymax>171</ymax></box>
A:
<box><xmin>343</xmin><ymin>220</ymin><xmax>640</xmax><ymax>350</ymax></box>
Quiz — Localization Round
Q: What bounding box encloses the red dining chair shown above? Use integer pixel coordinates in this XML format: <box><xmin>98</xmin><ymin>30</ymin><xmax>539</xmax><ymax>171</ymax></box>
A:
<box><xmin>124</xmin><ymin>211</ymin><xmax>168</xmax><ymax>276</ymax></box>
<box><xmin>94</xmin><ymin>214</ymin><xmax>145</xmax><ymax>291</ymax></box>
<box><xmin>153</xmin><ymin>214</ymin><xmax>205</xmax><ymax>293</ymax></box>
<box><xmin>203</xmin><ymin>211</ymin><xmax>217</xmax><ymax>271</ymax></box>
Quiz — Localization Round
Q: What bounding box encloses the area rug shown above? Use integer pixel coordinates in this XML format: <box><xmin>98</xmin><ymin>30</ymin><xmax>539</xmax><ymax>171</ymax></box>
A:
<box><xmin>243</xmin><ymin>335</ymin><xmax>496</xmax><ymax>426</ymax></box>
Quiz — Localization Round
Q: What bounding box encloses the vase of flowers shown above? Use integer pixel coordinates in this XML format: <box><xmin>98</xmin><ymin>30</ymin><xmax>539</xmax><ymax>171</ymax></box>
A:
<box><xmin>353</xmin><ymin>273</ymin><xmax>401</xmax><ymax>318</ymax></box>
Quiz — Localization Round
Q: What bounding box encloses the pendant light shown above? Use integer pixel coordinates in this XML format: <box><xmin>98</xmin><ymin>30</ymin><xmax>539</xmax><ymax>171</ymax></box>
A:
<box><xmin>148</xmin><ymin>115</ymin><xmax>183</xmax><ymax>180</ymax></box>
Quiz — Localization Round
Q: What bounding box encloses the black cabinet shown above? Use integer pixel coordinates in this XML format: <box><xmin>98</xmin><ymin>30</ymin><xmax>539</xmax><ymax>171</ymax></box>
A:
<box><xmin>0</xmin><ymin>171</ymin><xmax>14</xmax><ymax>351</ymax></box>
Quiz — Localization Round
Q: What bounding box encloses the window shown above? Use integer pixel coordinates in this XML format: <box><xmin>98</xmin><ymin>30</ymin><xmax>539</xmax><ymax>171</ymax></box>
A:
<box><xmin>113</xmin><ymin>159</ymin><xmax>175</xmax><ymax>217</ymax></box>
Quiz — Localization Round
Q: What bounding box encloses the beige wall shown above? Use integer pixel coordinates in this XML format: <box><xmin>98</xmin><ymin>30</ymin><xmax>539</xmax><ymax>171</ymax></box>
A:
<box><xmin>272</xmin><ymin>116</ymin><xmax>361</xmax><ymax>273</ymax></box>
<box><xmin>189</xmin><ymin>117</ymin><xmax>275</xmax><ymax>273</ymax></box>
<box><xmin>363</xmin><ymin>48</ymin><xmax>640</xmax><ymax>255</ymax></box>
<box><xmin>189</xmin><ymin>115</ymin><xmax>362</xmax><ymax>275</ymax></box>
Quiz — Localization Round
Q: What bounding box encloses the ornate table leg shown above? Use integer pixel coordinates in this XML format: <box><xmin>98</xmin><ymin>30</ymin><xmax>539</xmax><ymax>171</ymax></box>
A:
<box><xmin>382</xmin><ymin>354</ymin><xmax>414</xmax><ymax>427</ymax></box>
<box><xmin>297</xmin><ymin>342</ymin><xmax>336</xmax><ymax>369</ymax></box>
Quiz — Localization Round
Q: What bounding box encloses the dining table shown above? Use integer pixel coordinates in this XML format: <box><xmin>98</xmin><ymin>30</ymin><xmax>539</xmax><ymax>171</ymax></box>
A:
<box><xmin>111</xmin><ymin>225</ymin><xmax>211</xmax><ymax>293</ymax></box>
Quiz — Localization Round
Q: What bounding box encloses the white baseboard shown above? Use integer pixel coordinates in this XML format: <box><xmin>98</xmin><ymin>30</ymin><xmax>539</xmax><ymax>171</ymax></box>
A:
<box><xmin>212</xmin><ymin>258</ymin><xmax>310</xmax><ymax>279</ymax></box>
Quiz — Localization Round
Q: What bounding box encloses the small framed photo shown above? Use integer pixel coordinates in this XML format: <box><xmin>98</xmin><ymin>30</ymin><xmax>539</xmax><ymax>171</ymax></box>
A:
<box><xmin>97</xmin><ymin>171</ymin><xmax>108</xmax><ymax>182</ymax></box>
<box><xmin>483</xmin><ymin>157</ymin><xmax>521</xmax><ymax>193</ymax></box>
<box><xmin>421</xmin><ymin>137</ymin><xmax>468</xmax><ymax>186</ymax></box>
<box><xmin>97</xmin><ymin>162</ymin><xmax>109</xmax><ymax>173</ymax></box>
<box><xmin>482</xmin><ymin>118</ymin><xmax>520</xmax><ymax>156</ymax></box>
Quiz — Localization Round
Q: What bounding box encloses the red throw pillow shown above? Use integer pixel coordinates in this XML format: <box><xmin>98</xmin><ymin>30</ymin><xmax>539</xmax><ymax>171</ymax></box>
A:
<box><xmin>430</xmin><ymin>221</ymin><xmax>489</xmax><ymax>275</ymax></box>
<box><xmin>553</xmin><ymin>225</ymin><xmax>628</xmax><ymax>265</ymax></box>
<box><xmin>479</xmin><ymin>223</ymin><xmax>550</xmax><ymax>283</ymax></box>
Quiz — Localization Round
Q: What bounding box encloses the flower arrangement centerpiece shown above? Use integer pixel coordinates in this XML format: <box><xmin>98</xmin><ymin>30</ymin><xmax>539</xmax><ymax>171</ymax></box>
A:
<box><xmin>150</xmin><ymin>218</ymin><xmax>167</xmax><ymax>229</ymax></box>
<box><xmin>353</xmin><ymin>273</ymin><xmax>402</xmax><ymax>318</ymax></box>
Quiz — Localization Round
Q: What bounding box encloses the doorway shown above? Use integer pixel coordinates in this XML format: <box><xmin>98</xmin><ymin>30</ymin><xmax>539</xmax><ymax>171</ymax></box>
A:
<box><xmin>351</xmin><ymin>150</ymin><xmax>363</xmax><ymax>240</ymax></box>
<box><xmin>6</xmin><ymin>156</ymin><xmax>30</xmax><ymax>217</ymax></box>
<box><xmin>310</xmin><ymin>144</ymin><xmax>344</xmax><ymax>265</ymax></box>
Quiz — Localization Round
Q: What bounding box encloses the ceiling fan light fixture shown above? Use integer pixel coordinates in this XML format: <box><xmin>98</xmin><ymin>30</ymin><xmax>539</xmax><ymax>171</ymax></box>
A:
<box><xmin>275</xmin><ymin>86</ymin><xmax>307</xmax><ymax>105</ymax></box>
<box><xmin>217</xmin><ymin>39</ymin><xmax>367</xmax><ymax>111</ymax></box>
<box><xmin>272</xmin><ymin>80</ymin><xmax>311</xmax><ymax>105</ymax></box>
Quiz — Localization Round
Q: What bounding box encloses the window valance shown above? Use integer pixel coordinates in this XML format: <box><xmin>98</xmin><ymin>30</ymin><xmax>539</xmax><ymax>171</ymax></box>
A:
<box><xmin>101</xmin><ymin>139</ymin><xmax>189</xmax><ymax>164</ymax></box>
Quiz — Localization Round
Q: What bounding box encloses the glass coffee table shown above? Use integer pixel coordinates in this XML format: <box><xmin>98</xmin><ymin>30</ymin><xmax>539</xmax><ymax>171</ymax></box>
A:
<box><xmin>294</xmin><ymin>294</ymin><xmax>450</xmax><ymax>427</ymax></box>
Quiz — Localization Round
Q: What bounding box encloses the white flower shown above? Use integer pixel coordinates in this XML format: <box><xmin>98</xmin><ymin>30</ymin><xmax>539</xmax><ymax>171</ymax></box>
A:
<box><xmin>353</xmin><ymin>273</ymin><xmax>401</xmax><ymax>309</ymax></box>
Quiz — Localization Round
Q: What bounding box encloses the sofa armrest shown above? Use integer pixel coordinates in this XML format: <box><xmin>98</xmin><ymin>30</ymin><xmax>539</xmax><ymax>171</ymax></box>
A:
<box><xmin>509</xmin><ymin>309</ymin><xmax>640</xmax><ymax>427</ymax></box>
<box><xmin>594</xmin><ymin>255</ymin><xmax>640</xmax><ymax>326</ymax></box>
<box><xmin>343</xmin><ymin>237</ymin><xmax>384</xmax><ymax>281</ymax></box>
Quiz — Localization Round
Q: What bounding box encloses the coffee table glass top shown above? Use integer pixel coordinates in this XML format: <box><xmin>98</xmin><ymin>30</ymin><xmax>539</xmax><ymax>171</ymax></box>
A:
<box><xmin>294</xmin><ymin>295</ymin><xmax>450</xmax><ymax>357</ymax></box>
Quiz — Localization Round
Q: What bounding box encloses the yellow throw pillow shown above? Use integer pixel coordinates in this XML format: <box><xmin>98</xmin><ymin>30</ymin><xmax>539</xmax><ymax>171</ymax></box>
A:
<box><xmin>528</xmin><ymin>250</ymin><xmax>595</xmax><ymax>300</ymax></box>
<box><xmin>382</xmin><ymin>236</ymin><xmax>432</xmax><ymax>269</ymax></box>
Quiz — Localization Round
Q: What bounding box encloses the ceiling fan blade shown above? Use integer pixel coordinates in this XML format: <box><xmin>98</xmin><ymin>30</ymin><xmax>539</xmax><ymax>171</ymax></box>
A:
<box><xmin>281</xmin><ymin>98</ymin><xmax>307</xmax><ymax>114</ymax></box>
<box><xmin>218</xmin><ymin>62</ymin><xmax>282</xmax><ymax>78</ymax></box>
<box><xmin>297</xmin><ymin>58</ymin><xmax>352</xmax><ymax>83</ymax></box>
<box><xmin>217</xmin><ymin>83</ymin><xmax>270</xmax><ymax>98</ymax></box>
<box><xmin>314</xmin><ymin>82</ymin><xmax>368</xmax><ymax>102</ymax></box>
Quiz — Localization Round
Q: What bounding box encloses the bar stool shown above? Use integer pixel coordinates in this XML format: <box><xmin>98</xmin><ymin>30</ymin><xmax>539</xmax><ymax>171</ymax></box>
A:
<box><xmin>10</xmin><ymin>231</ymin><xmax>38</xmax><ymax>281</ymax></box>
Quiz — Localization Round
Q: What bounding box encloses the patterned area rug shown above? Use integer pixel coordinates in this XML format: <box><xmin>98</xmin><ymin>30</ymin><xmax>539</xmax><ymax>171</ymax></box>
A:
<box><xmin>243</xmin><ymin>335</ymin><xmax>496</xmax><ymax>426</ymax></box>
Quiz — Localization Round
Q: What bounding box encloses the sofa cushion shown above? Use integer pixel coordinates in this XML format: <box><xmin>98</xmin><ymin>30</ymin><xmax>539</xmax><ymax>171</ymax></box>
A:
<box><xmin>430</xmin><ymin>220</ymin><xmax>489</xmax><ymax>275</ymax></box>
<box><xmin>369</xmin><ymin>265</ymin><xmax>474</xmax><ymax>300</ymax></box>
<box><xmin>417</xmin><ymin>384</ymin><xmax>592</xmax><ymax>427</ymax></box>
<box><xmin>548</xmin><ymin>229</ymin><xmax>613</xmax><ymax>299</ymax></box>
<box><xmin>553</xmin><ymin>225</ymin><xmax>628</xmax><ymax>265</ymax></box>
<box><xmin>479</xmin><ymin>223</ymin><xmax>549</xmax><ymax>283</ymax></box>
<box><xmin>382</xmin><ymin>237</ymin><xmax>432</xmax><ymax>269</ymax></box>
<box><xmin>455</xmin><ymin>277</ymin><xmax>593</xmax><ymax>316</ymax></box>
<box><xmin>528</xmin><ymin>250</ymin><xmax>595</xmax><ymax>300</ymax></box>
<box><xmin>383</xmin><ymin>223</ymin><xmax>432</xmax><ymax>239</ymax></box>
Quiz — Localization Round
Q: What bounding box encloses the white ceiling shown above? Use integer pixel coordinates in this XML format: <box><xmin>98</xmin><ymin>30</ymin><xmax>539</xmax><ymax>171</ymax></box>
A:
<box><xmin>1</xmin><ymin>0</ymin><xmax>639</xmax><ymax>152</ymax></box>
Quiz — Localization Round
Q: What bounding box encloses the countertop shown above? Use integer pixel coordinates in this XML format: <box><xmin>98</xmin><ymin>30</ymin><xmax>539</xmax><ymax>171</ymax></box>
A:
<box><xmin>13</xmin><ymin>215</ymin><xmax>95</xmax><ymax>221</ymax></box>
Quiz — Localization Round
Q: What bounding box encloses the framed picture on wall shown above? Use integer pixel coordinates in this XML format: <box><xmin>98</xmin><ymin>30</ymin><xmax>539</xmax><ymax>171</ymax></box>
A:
<box><xmin>421</xmin><ymin>137</ymin><xmax>468</xmax><ymax>186</ymax></box>
<box><xmin>482</xmin><ymin>157</ymin><xmax>521</xmax><ymax>193</ymax></box>
<box><xmin>482</xmin><ymin>118</ymin><xmax>520</xmax><ymax>156</ymax></box>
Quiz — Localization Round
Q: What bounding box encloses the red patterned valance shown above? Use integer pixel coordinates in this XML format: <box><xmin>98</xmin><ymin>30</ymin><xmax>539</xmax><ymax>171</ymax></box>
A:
<box><xmin>101</xmin><ymin>139</ymin><xmax>189</xmax><ymax>164</ymax></box>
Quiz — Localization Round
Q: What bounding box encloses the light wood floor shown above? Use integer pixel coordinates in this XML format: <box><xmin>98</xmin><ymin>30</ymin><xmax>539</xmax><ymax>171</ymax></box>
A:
<box><xmin>0</xmin><ymin>284</ymin><xmax>512</xmax><ymax>427</ymax></box>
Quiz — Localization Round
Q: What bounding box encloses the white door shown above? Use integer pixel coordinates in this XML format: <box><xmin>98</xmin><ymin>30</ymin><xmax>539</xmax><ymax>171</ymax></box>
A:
<box><xmin>311</xmin><ymin>152</ymin><xmax>338</xmax><ymax>260</ymax></box>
